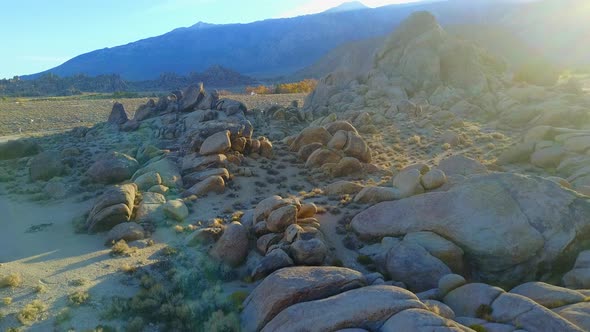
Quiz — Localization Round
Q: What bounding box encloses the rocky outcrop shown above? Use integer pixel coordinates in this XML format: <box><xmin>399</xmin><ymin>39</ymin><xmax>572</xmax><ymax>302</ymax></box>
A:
<box><xmin>351</xmin><ymin>173</ymin><xmax>590</xmax><ymax>286</ymax></box>
<box><xmin>86</xmin><ymin>183</ymin><xmax>137</xmax><ymax>233</ymax></box>
<box><xmin>241</xmin><ymin>266</ymin><xmax>366</xmax><ymax>332</ymax></box>
<box><xmin>87</xmin><ymin>151</ymin><xmax>139</xmax><ymax>184</ymax></box>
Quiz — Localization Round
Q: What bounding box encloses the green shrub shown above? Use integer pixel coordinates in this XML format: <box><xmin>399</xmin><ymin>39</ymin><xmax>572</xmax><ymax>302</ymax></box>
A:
<box><xmin>356</xmin><ymin>254</ymin><xmax>374</xmax><ymax>266</ymax></box>
<box><xmin>68</xmin><ymin>290</ymin><xmax>90</xmax><ymax>306</ymax></box>
<box><xmin>17</xmin><ymin>300</ymin><xmax>47</xmax><ymax>325</ymax></box>
<box><xmin>0</xmin><ymin>274</ymin><xmax>23</xmax><ymax>288</ymax></box>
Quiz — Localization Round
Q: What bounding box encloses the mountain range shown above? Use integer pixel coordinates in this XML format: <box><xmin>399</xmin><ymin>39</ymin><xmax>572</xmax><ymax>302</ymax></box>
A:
<box><xmin>24</xmin><ymin>0</ymin><xmax>590</xmax><ymax>82</ymax></box>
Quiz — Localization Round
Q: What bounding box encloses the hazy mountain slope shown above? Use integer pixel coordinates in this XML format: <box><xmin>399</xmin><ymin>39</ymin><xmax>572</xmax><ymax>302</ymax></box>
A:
<box><xmin>291</xmin><ymin>36</ymin><xmax>385</xmax><ymax>80</ymax></box>
<box><xmin>25</xmin><ymin>0</ymin><xmax>520</xmax><ymax>81</ymax></box>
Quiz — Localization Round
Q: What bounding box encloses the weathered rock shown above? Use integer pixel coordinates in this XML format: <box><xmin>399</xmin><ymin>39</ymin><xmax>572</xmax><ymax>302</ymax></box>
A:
<box><xmin>86</xmin><ymin>184</ymin><xmax>137</xmax><ymax>233</ymax></box>
<box><xmin>266</xmin><ymin>205</ymin><xmax>297</xmax><ymax>233</ymax></box>
<box><xmin>290</xmin><ymin>127</ymin><xmax>333</xmax><ymax>152</ymax></box>
<box><xmin>325</xmin><ymin>157</ymin><xmax>363</xmax><ymax>177</ymax></box>
<box><xmin>438</xmin><ymin>274</ymin><xmax>467</xmax><ymax>297</ymax></box>
<box><xmin>553</xmin><ymin>302</ymin><xmax>590</xmax><ymax>330</ymax></box>
<box><xmin>324</xmin><ymin>121</ymin><xmax>358</xmax><ymax>135</ymax></box>
<box><xmin>133</xmin><ymin>171</ymin><xmax>162</xmax><ymax>191</ymax></box>
<box><xmin>179</xmin><ymin>84</ymin><xmax>205</xmax><ymax>112</ymax></box>
<box><xmin>421</xmin><ymin>169</ymin><xmax>447</xmax><ymax>190</ymax></box>
<box><xmin>251</xmin><ymin>249</ymin><xmax>294</xmax><ymax>281</ymax></box>
<box><xmin>393</xmin><ymin>169</ymin><xmax>424</xmax><ymax>198</ymax></box>
<box><xmin>241</xmin><ymin>266</ymin><xmax>366</xmax><ymax>332</ymax></box>
<box><xmin>210</xmin><ymin>221</ymin><xmax>249</xmax><ymax>267</ymax></box>
<box><xmin>290</xmin><ymin>238</ymin><xmax>327</xmax><ymax>265</ymax></box>
<box><xmin>352</xmin><ymin>173</ymin><xmax>590</xmax><ymax>285</ymax></box>
<box><xmin>381</xmin><ymin>308</ymin><xmax>469</xmax><ymax>332</ymax></box>
<box><xmin>199</xmin><ymin>130</ymin><xmax>231</xmax><ymax>155</ymax></box>
<box><xmin>343</xmin><ymin>131</ymin><xmax>371</xmax><ymax>163</ymax></box>
<box><xmin>305</xmin><ymin>148</ymin><xmax>342</xmax><ymax>168</ymax></box>
<box><xmin>497</xmin><ymin>142</ymin><xmax>535</xmax><ymax>165</ymax></box>
<box><xmin>253</xmin><ymin>196</ymin><xmax>287</xmax><ymax>223</ymax></box>
<box><xmin>259</xmin><ymin>138</ymin><xmax>273</xmax><ymax>158</ymax></box>
<box><xmin>105</xmin><ymin>222</ymin><xmax>145</xmax><ymax>244</ymax></box>
<box><xmin>327</xmin><ymin>130</ymin><xmax>349</xmax><ymax>150</ymax></box>
<box><xmin>490</xmin><ymin>293</ymin><xmax>583</xmax><ymax>332</ymax></box>
<box><xmin>404</xmin><ymin>231</ymin><xmax>464</xmax><ymax>273</ymax></box>
<box><xmin>162</xmin><ymin>199</ymin><xmax>189</xmax><ymax>221</ymax></box>
<box><xmin>88</xmin><ymin>152</ymin><xmax>139</xmax><ymax>184</ymax></box>
<box><xmin>30</xmin><ymin>151</ymin><xmax>63</xmax><ymax>181</ymax></box>
<box><xmin>325</xmin><ymin>181</ymin><xmax>364</xmax><ymax>196</ymax></box>
<box><xmin>437</xmin><ymin>155</ymin><xmax>487</xmax><ymax>177</ymax></box>
<box><xmin>181</xmin><ymin>153</ymin><xmax>227</xmax><ymax>175</ymax></box>
<box><xmin>133</xmin><ymin>158</ymin><xmax>183</xmax><ymax>188</ymax></box>
<box><xmin>443</xmin><ymin>283</ymin><xmax>504</xmax><ymax>317</ymax></box>
<box><xmin>297</xmin><ymin>203</ymin><xmax>317</xmax><ymax>219</ymax></box>
<box><xmin>385</xmin><ymin>241</ymin><xmax>452</xmax><ymax>292</ymax></box>
<box><xmin>183</xmin><ymin>168</ymin><xmax>229</xmax><ymax>188</ymax></box>
<box><xmin>354</xmin><ymin>186</ymin><xmax>400</xmax><ymax>204</ymax></box>
<box><xmin>298</xmin><ymin>142</ymin><xmax>324</xmax><ymax>161</ymax></box>
<box><xmin>563</xmin><ymin>250</ymin><xmax>590</xmax><ymax>289</ymax></box>
<box><xmin>135</xmin><ymin>192</ymin><xmax>166</xmax><ymax>222</ymax></box>
<box><xmin>108</xmin><ymin>102</ymin><xmax>129</xmax><ymax>125</ymax></box>
<box><xmin>183</xmin><ymin>175</ymin><xmax>225</xmax><ymax>196</ymax></box>
<box><xmin>510</xmin><ymin>282</ymin><xmax>586</xmax><ymax>309</ymax></box>
<box><xmin>0</xmin><ymin>139</ymin><xmax>41</xmax><ymax>160</ymax></box>
<box><xmin>262</xmin><ymin>285</ymin><xmax>425</xmax><ymax>332</ymax></box>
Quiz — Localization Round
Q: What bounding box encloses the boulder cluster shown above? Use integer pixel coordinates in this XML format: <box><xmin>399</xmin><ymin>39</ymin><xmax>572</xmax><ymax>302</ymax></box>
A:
<box><xmin>241</xmin><ymin>266</ymin><xmax>590</xmax><ymax>331</ymax></box>
<box><xmin>286</xmin><ymin>121</ymin><xmax>373</xmax><ymax>177</ymax></box>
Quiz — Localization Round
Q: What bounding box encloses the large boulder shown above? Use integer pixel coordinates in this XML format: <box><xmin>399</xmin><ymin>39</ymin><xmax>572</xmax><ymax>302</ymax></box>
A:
<box><xmin>384</xmin><ymin>241</ymin><xmax>452</xmax><ymax>292</ymax></box>
<box><xmin>290</xmin><ymin>127</ymin><xmax>333</xmax><ymax>152</ymax></box>
<box><xmin>30</xmin><ymin>151</ymin><xmax>63</xmax><ymax>181</ymax></box>
<box><xmin>261</xmin><ymin>285</ymin><xmax>425</xmax><ymax>332</ymax></box>
<box><xmin>437</xmin><ymin>155</ymin><xmax>487</xmax><ymax>177</ymax></box>
<box><xmin>87</xmin><ymin>152</ymin><xmax>139</xmax><ymax>184</ymax></box>
<box><xmin>105</xmin><ymin>222</ymin><xmax>145</xmax><ymax>244</ymax></box>
<box><xmin>107</xmin><ymin>102</ymin><xmax>129</xmax><ymax>125</ymax></box>
<box><xmin>381</xmin><ymin>308</ymin><xmax>470</xmax><ymax>332</ymax></box>
<box><xmin>509</xmin><ymin>282</ymin><xmax>586</xmax><ymax>309</ymax></box>
<box><xmin>86</xmin><ymin>184</ymin><xmax>137</xmax><ymax>233</ymax></box>
<box><xmin>199</xmin><ymin>130</ymin><xmax>231</xmax><ymax>155</ymax></box>
<box><xmin>132</xmin><ymin>157</ymin><xmax>182</xmax><ymax>188</ymax></box>
<box><xmin>209</xmin><ymin>221</ymin><xmax>249</xmax><ymax>267</ymax></box>
<box><xmin>241</xmin><ymin>266</ymin><xmax>366</xmax><ymax>332</ymax></box>
<box><xmin>351</xmin><ymin>173</ymin><xmax>590</xmax><ymax>286</ymax></box>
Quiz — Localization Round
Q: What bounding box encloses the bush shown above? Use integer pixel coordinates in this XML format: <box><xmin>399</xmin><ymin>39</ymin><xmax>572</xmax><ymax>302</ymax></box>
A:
<box><xmin>513</xmin><ymin>59</ymin><xmax>561</xmax><ymax>86</ymax></box>
<box><xmin>0</xmin><ymin>274</ymin><xmax>23</xmax><ymax>288</ymax></box>
<box><xmin>245</xmin><ymin>79</ymin><xmax>318</xmax><ymax>95</ymax></box>
<box><xmin>68</xmin><ymin>290</ymin><xmax>90</xmax><ymax>306</ymax></box>
<box><xmin>17</xmin><ymin>300</ymin><xmax>47</xmax><ymax>325</ymax></box>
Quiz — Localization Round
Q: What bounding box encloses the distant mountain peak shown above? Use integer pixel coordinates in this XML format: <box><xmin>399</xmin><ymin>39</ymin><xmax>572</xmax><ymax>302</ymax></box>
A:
<box><xmin>324</xmin><ymin>1</ymin><xmax>369</xmax><ymax>14</ymax></box>
<box><xmin>189</xmin><ymin>21</ymin><xmax>215</xmax><ymax>29</ymax></box>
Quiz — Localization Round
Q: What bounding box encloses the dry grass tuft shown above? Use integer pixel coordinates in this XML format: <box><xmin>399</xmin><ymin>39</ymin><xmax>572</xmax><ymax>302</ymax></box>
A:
<box><xmin>0</xmin><ymin>274</ymin><xmax>23</xmax><ymax>288</ymax></box>
<box><xmin>17</xmin><ymin>300</ymin><xmax>47</xmax><ymax>325</ymax></box>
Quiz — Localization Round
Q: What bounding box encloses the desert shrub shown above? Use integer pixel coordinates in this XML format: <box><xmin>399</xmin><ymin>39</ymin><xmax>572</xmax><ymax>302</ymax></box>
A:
<box><xmin>102</xmin><ymin>250</ymin><xmax>240</xmax><ymax>331</ymax></box>
<box><xmin>245</xmin><ymin>79</ymin><xmax>318</xmax><ymax>95</ymax></box>
<box><xmin>203</xmin><ymin>310</ymin><xmax>240</xmax><ymax>332</ymax></box>
<box><xmin>111</xmin><ymin>240</ymin><xmax>131</xmax><ymax>256</ymax></box>
<box><xmin>3</xmin><ymin>297</ymin><xmax>13</xmax><ymax>305</ymax></box>
<box><xmin>228</xmin><ymin>290</ymin><xmax>249</xmax><ymax>311</ymax></box>
<box><xmin>0</xmin><ymin>273</ymin><xmax>23</xmax><ymax>288</ymax></box>
<box><xmin>470</xmin><ymin>325</ymin><xmax>488</xmax><ymax>332</ymax></box>
<box><xmin>275</xmin><ymin>79</ymin><xmax>318</xmax><ymax>94</ymax></box>
<box><xmin>17</xmin><ymin>300</ymin><xmax>47</xmax><ymax>325</ymax></box>
<box><xmin>513</xmin><ymin>59</ymin><xmax>561</xmax><ymax>86</ymax></box>
<box><xmin>356</xmin><ymin>254</ymin><xmax>373</xmax><ymax>265</ymax></box>
<box><xmin>475</xmin><ymin>304</ymin><xmax>493</xmax><ymax>320</ymax></box>
<box><xmin>54</xmin><ymin>308</ymin><xmax>72</xmax><ymax>325</ymax></box>
<box><xmin>68</xmin><ymin>290</ymin><xmax>90</xmax><ymax>306</ymax></box>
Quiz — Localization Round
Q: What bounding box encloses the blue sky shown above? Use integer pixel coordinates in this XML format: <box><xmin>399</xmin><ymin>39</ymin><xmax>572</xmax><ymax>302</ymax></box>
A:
<box><xmin>0</xmin><ymin>0</ymin><xmax>417</xmax><ymax>79</ymax></box>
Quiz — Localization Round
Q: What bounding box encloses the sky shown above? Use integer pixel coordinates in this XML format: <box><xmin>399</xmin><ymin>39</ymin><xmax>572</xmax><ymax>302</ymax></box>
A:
<box><xmin>0</xmin><ymin>0</ymin><xmax>419</xmax><ymax>79</ymax></box>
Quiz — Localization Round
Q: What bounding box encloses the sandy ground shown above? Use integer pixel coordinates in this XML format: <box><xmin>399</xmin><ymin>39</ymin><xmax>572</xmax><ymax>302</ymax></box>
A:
<box><xmin>0</xmin><ymin>191</ymin><xmax>168</xmax><ymax>331</ymax></box>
